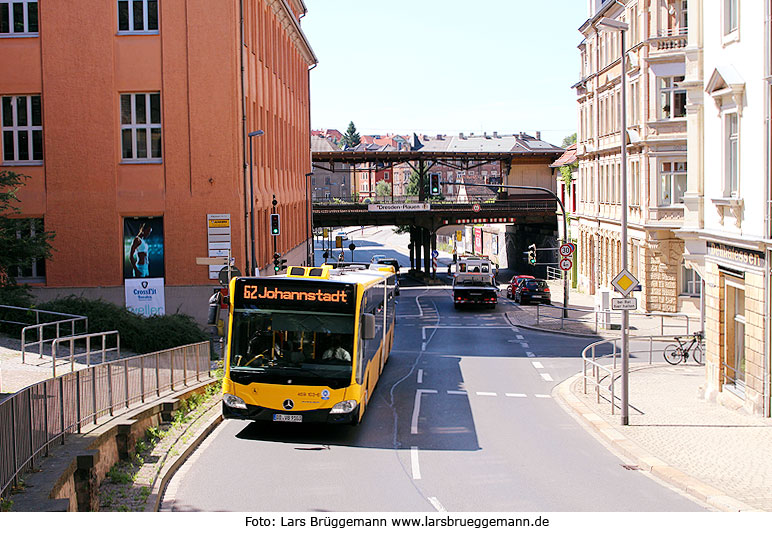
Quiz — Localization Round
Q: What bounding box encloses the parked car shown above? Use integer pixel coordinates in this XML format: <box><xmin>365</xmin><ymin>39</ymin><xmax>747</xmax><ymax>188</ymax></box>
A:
<box><xmin>514</xmin><ymin>278</ymin><xmax>551</xmax><ymax>304</ymax></box>
<box><xmin>506</xmin><ymin>275</ymin><xmax>535</xmax><ymax>299</ymax></box>
<box><xmin>370</xmin><ymin>254</ymin><xmax>387</xmax><ymax>264</ymax></box>
<box><xmin>336</xmin><ymin>231</ymin><xmax>348</xmax><ymax>241</ymax></box>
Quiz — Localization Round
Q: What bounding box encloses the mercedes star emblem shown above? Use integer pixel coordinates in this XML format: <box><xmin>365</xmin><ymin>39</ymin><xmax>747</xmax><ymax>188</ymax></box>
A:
<box><xmin>283</xmin><ymin>399</ymin><xmax>294</xmax><ymax>410</ymax></box>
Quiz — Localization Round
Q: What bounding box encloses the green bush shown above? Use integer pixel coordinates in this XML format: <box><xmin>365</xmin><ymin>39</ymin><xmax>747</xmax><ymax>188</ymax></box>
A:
<box><xmin>0</xmin><ymin>284</ymin><xmax>35</xmax><ymax>335</ymax></box>
<box><xmin>35</xmin><ymin>296</ymin><xmax>207</xmax><ymax>354</ymax></box>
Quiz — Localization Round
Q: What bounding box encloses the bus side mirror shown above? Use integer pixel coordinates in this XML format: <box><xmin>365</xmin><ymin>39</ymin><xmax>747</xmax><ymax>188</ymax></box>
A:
<box><xmin>361</xmin><ymin>313</ymin><xmax>376</xmax><ymax>339</ymax></box>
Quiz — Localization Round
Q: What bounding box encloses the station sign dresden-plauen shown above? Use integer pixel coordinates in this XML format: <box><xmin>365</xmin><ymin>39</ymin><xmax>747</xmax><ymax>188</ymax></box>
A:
<box><xmin>367</xmin><ymin>203</ymin><xmax>431</xmax><ymax>212</ymax></box>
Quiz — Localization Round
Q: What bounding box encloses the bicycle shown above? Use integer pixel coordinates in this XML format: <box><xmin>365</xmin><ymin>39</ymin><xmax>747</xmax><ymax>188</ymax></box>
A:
<box><xmin>663</xmin><ymin>332</ymin><xmax>704</xmax><ymax>365</ymax></box>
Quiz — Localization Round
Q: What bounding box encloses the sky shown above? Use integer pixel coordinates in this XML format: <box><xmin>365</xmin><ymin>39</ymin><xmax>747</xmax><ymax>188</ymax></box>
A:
<box><xmin>301</xmin><ymin>0</ymin><xmax>590</xmax><ymax>147</ymax></box>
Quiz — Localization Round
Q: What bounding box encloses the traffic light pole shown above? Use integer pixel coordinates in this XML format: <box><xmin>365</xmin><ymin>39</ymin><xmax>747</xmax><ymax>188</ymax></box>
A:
<box><xmin>442</xmin><ymin>182</ymin><xmax>570</xmax><ymax>317</ymax></box>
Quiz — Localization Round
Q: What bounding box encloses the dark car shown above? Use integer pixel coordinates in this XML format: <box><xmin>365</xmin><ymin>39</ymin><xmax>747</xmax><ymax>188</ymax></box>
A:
<box><xmin>506</xmin><ymin>275</ymin><xmax>535</xmax><ymax>299</ymax></box>
<box><xmin>376</xmin><ymin>258</ymin><xmax>401</xmax><ymax>295</ymax></box>
<box><xmin>514</xmin><ymin>279</ymin><xmax>551</xmax><ymax>304</ymax></box>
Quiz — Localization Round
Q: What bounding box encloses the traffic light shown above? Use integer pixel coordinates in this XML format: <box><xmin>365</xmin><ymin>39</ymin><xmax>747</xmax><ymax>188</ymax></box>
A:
<box><xmin>270</xmin><ymin>213</ymin><xmax>280</xmax><ymax>236</ymax></box>
<box><xmin>273</xmin><ymin>252</ymin><xmax>281</xmax><ymax>273</ymax></box>
<box><xmin>527</xmin><ymin>244</ymin><xmax>536</xmax><ymax>265</ymax></box>
<box><xmin>430</xmin><ymin>174</ymin><xmax>440</xmax><ymax>196</ymax></box>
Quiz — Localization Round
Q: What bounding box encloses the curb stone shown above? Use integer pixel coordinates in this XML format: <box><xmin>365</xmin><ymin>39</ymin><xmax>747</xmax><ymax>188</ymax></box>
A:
<box><xmin>553</xmin><ymin>374</ymin><xmax>761</xmax><ymax>512</ymax></box>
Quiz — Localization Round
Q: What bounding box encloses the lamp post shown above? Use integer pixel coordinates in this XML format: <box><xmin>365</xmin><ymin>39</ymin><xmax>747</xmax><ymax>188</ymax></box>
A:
<box><xmin>305</xmin><ymin>172</ymin><xmax>314</xmax><ymax>266</ymax></box>
<box><xmin>248</xmin><ymin>129</ymin><xmax>264</xmax><ymax>276</ymax></box>
<box><xmin>598</xmin><ymin>16</ymin><xmax>630</xmax><ymax>425</ymax></box>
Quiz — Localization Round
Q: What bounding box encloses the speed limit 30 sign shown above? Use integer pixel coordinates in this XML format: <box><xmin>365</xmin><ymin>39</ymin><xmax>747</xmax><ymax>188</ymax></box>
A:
<box><xmin>559</xmin><ymin>242</ymin><xmax>576</xmax><ymax>257</ymax></box>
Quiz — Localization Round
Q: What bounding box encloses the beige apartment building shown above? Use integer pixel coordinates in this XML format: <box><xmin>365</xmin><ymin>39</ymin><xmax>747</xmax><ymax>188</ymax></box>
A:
<box><xmin>575</xmin><ymin>0</ymin><xmax>699</xmax><ymax>315</ymax></box>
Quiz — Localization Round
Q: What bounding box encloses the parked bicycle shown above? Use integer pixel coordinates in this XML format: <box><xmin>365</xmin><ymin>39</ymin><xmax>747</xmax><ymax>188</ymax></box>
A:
<box><xmin>663</xmin><ymin>331</ymin><xmax>704</xmax><ymax>365</ymax></box>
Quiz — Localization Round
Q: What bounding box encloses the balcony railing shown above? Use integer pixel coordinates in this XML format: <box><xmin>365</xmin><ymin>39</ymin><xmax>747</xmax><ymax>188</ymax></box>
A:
<box><xmin>650</xmin><ymin>28</ymin><xmax>688</xmax><ymax>51</ymax></box>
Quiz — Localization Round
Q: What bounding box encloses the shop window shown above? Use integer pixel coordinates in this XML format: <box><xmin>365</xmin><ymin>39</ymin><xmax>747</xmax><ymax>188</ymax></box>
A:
<box><xmin>724</xmin><ymin>282</ymin><xmax>745</xmax><ymax>393</ymax></box>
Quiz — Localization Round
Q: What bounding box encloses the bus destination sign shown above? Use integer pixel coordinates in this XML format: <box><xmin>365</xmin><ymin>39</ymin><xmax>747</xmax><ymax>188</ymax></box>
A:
<box><xmin>234</xmin><ymin>278</ymin><xmax>357</xmax><ymax>313</ymax></box>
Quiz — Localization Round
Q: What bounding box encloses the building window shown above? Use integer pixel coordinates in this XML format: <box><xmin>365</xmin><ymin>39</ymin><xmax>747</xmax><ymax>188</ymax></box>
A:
<box><xmin>724</xmin><ymin>282</ymin><xmax>745</xmax><ymax>391</ymax></box>
<box><xmin>0</xmin><ymin>1</ymin><xmax>38</xmax><ymax>36</ymax></box>
<box><xmin>681</xmin><ymin>263</ymin><xmax>701</xmax><ymax>296</ymax></box>
<box><xmin>120</xmin><ymin>93</ymin><xmax>162</xmax><ymax>162</ymax></box>
<box><xmin>630</xmin><ymin>160</ymin><xmax>640</xmax><ymax>206</ymax></box>
<box><xmin>324</xmin><ymin>176</ymin><xmax>330</xmax><ymax>186</ymax></box>
<box><xmin>1</xmin><ymin>95</ymin><xmax>42</xmax><ymax>164</ymax></box>
<box><xmin>724</xmin><ymin>0</ymin><xmax>738</xmax><ymax>35</ymax></box>
<box><xmin>118</xmin><ymin>0</ymin><xmax>159</xmax><ymax>33</ymax></box>
<box><xmin>14</xmin><ymin>218</ymin><xmax>46</xmax><ymax>283</ymax></box>
<box><xmin>659</xmin><ymin>76</ymin><xmax>686</xmax><ymax>119</ymax></box>
<box><xmin>725</xmin><ymin>113</ymin><xmax>739</xmax><ymax>196</ymax></box>
<box><xmin>659</xmin><ymin>161</ymin><xmax>687</xmax><ymax>206</ymax></box>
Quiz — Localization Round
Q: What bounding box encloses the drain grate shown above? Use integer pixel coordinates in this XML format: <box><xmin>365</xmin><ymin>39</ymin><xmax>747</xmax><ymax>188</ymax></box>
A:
<box><xmin>621</xmin><ymin>464</ymin><xmax>640</xmax><ymax>470</ymax></box>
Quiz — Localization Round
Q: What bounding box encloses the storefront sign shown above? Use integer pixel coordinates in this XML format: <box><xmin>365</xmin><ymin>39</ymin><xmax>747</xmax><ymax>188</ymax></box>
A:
<box><xmin>125</xmin><ymin>278</ymin><xmax>166</xmax><ymax>316</ymax></box>
<box><xmin>706</xmin><ymin>241</ymin><xmax>765</xmax><ymax>269</ymax></box>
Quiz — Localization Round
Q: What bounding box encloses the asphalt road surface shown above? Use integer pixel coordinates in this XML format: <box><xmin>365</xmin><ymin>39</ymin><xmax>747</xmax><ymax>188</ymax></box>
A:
<box><xmin>161</xmin><ymin>230</ymin><xmax>706</xmax><ymax>512</ymax></box>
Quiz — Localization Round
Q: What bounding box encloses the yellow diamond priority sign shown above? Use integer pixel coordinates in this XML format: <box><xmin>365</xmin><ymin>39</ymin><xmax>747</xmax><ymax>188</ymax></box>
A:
<box><xmin>611</xmin><ymin>269</ymin><xmax>639</xmax><ymax>297</ymax></box>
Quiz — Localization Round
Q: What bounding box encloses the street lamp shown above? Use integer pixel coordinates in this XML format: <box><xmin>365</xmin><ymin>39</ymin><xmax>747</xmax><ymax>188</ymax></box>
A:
<box><xmin>305</xmin><ymin>172</ymin><xmax>314</xmax><ymax>266</ymax></box>
<box><xmin>248</xmin><ymin>129</ymin><xmax>264</xmax><ymax>276</ymax></box>
<box><xmin>598</xmin><ymin>16</ymin><xmax>630</xmax><ymax>426</ymax></box>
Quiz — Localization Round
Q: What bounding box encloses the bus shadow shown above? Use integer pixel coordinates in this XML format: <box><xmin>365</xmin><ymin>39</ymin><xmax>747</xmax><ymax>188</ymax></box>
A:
<box><xmin>234</xmin><ymin>352</ymin><xmax>481</xmax><ymax>452</ymax></box>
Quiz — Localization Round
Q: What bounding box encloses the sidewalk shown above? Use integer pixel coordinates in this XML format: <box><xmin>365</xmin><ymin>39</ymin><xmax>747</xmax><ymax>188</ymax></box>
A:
<box><xmin>505</xmin><ymin>280</ymin><xmax>772</xmax><ymax>512</ymax></box>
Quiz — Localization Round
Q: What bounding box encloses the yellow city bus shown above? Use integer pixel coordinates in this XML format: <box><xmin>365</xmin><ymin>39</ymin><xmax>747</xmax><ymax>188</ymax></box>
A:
<box><xmin>222</xmin><ymin>264</ymin><xmax>396</xmax><ymax>425</ymax></box>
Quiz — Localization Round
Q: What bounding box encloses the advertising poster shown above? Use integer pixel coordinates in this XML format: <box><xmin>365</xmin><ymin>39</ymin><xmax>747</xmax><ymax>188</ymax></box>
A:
<box><xmin>125</xmin><ymin>278</ymin><xmax>166</xmax><ymax>316</ymax></box>
<box><xmin>474</xmin><ymin>227</ymin><xmax>482</xmax><ymax>255</ymax></box>
<box><xmin>123</xmin><ymin>217</ymin><xmax>165</xmax><ymax>279</ymax></box>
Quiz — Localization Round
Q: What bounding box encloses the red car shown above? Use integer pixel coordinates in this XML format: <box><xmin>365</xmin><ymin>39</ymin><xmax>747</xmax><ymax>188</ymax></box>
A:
<box><xmin>506</xmin><ymin>275</ymin><xmax>535</xmax><ymax>299</ymax></box>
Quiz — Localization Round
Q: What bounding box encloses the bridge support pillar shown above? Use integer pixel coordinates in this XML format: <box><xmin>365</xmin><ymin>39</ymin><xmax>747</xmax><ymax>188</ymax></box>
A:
<box><xmin>423</xmin><ymin>227</ymin><xmax>431</xmax><ymax>275</ymax></box>
<box><xmin>415</xmin><ymin>227</ymin><xmax>423</xmax><ymax>274</ymax></box>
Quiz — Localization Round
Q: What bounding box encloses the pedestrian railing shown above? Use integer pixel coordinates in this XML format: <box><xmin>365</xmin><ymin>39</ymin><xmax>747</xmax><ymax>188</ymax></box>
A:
<box><xmin>581</xmin><ymin>335</ymin><xmax>688</xmax><ymax>414</ymax></box>
<box><xmin>51</xmin><ymin>331</ymin><xmax>121</xmax><ymax>378</ymax></box>
<box><xmin>0</xmin><ymin>341</ymin><xmax>211</xmax><ymax>499</ymax></box>
<box><xmin>535</xmin><ymin>303</ymin><xmax>697</xmax><ymax>336</ymax></box>
<box><xmin>0</xmin><ymin>305</ymin><xmax>88</xmax><ymax>362</ymax></box>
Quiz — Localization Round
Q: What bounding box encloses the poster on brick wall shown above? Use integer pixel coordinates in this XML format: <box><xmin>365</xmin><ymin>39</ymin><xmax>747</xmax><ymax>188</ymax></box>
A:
<box><xmin>123</xmin><ymin>217</ymin><xmax>165</xmax><ymax>279</ymax></box>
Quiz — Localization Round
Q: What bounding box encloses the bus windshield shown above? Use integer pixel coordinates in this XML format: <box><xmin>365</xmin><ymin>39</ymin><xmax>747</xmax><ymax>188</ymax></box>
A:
<box><xmin>230</xmin><ymin>309</ymin><xmax>355</xmax><ymax>380</ymax></box>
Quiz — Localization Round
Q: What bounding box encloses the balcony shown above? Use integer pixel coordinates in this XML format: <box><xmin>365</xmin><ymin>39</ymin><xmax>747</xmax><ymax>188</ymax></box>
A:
<box><xmin>649</xmin><ymin>28</ymin><xmax>688</xmax><ymax>57</ymax></box>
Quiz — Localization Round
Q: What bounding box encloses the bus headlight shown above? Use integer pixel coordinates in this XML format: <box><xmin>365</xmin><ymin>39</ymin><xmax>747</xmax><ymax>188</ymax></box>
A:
<box><xmin>329</xmin><ymin>400</ymin><xmax>358</xmax><ymax>414</ymax></box>
<box><xmin>223</xmin><ymin>393</ymin><xmax>247</xmax><ymax>410</ymax></box>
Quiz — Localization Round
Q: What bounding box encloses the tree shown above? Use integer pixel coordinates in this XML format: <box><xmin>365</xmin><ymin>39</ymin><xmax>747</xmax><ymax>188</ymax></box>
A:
<box><xmin>374</xmin><ymin>180</ymin><xmax>392</xmax><ymax>198</ymax></box>
<box><xmin>561</xmin><ymin>133</ymin><xmax>577</xmax><ymax>148</ymax></box>
<box><xmin>0</xmin><ymin>170</ymin><xmax>55</xmax><ymax>287</ymax></box>
<box><xmin>341</xmin><ymin>121</ymin><xmax>361</xmax><ymax>148</ymax></box>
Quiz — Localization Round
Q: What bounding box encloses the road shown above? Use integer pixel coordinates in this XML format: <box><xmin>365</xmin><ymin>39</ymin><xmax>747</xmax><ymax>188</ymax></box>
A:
<box><xmin>161</xmin><ymin>228</ymin><xmax>706</xmax><ymax>512</ymax></box>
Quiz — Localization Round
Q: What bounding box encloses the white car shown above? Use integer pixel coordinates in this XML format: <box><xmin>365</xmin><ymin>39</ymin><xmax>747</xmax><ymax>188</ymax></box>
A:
<box><xmin>336</xmin><ymin>231</ymin><xmax>348</xmax><ymax>241</ymax></box>
<box><xmin>370</xmin><ymin>254</ymin><xmax>387</xmax><ymax>264</ymax></box>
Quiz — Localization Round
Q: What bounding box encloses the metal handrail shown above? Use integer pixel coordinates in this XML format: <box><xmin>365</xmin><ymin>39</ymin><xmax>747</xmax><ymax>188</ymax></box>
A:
<box><xmin>51</xmin><ymin>331</ymin><xmax>121</xmax><ymax>378</ymax></box>
<box><xmin>535</xmin><ymin>302</ymin><xmax>697</xmax><ymax>336</ymax></box>
<box><xmin>0</xmin><ymin>304</ymin><xmax>89</xmax><ymax>362</ymax></box>
<box><xmin>0</xmin><ymin>341</ymin><xmax>211</xmax><ymax>499</ymax></box>
<box><xmin>581</xmin><ymin>335</ymin><xmax>696</xmax><ymax>413</ymax></box>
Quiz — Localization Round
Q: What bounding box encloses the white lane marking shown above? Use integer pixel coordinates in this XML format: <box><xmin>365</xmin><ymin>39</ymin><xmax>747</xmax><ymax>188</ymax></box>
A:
<box><xmin>540</xmin><ymin>373</ymin><xmax>554</xmax><ymax>382</ymax></box>
<box><xmin>421</xmin><ymin>342</ymin><xmax>427</xmax><ymax>351</ymax></box>
<box><xmin>506</xmin><ymin>393</ymin><xmax>527</xmax><ymax>398</ymax></box>
<box><xmin>516</xmin><ymin>335</ymin><xmax>524</xmax><ymax>340</ymax></box>
<box><xmin>476</xmin><ymin>392</ymin><xmax>497</xmax><ymax>397</ymax></box>
<box><xmin>411</xmin><ymin>389</ymin><xmax>438</xmax><ymax>434</ymax></box>
<box><xmin>526</xmin><ymin>351</ymin><xmax>535</xmax><ymax>357</ymax></box>
<box><xmin>510</xmin><ymin>326</ymin><xmax>520</xmax><ymax>332</ymax></box>
<box><xmin>428</xmin><ymin>497</ymin><xmax>447</xmax><ymax>512</ymax></box>
<box><xmin>416</xmin><ymin>295</ymin><xmax>424</xmax><ymax>318</ymax></box>
<box><xmin>521</xmin><ymin>342</ymin><xmax>530</xmax><ymax>348</ymax></box>
<box><xmin>535</xmin><ymin>394</ymin><xmax>552</xmax><ymax>398</ymax></box>
<box><xmin>417</xmin><ymin>369</ymin><xmax>423</xmax><ymax>384</ymax></box>
<box><xmin>422</xmin><ymin>328</ymin><xmax>426</xmax><ymax>341</ymax></box>
<box><xmin>532</xmin><ymin>362</ymin><xmax>544</xmax><ymax>369</ymax></box>
<box><xmin>447</xmin><ymin>390</ymin><xmax>468</xmax><ymax>395</ymax></box>
<box><xmin>411</xmin><ymin>447</ymin><xmax>421</xmax><ymax>479</ymax></box>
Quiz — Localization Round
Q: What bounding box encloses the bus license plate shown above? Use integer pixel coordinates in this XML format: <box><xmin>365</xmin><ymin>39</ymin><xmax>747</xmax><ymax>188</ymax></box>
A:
<box><xmin>273</xmin><ymin>414</ymin><xmax>302</xmax><ymax>423</ymax></box>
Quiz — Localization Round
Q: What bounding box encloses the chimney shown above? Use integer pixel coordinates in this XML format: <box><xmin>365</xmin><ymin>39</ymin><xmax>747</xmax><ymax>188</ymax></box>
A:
<box><xmin>535</xmin><ymin>131</ymin><xmax>541</xmax><ymax>140</ymax></box>
<box><xmin>459</xmin><ymin>132</ymin><xmax>465</xmax><ymax>139</ymax></box>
